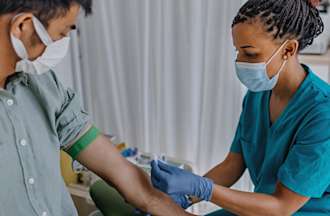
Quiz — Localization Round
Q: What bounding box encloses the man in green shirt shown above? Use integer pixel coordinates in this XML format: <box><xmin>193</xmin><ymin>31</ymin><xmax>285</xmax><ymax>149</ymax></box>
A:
<box><xmin>0</xmin><ymin>0</ymin><xmax>194</xmax><ymax>215</ymax></box>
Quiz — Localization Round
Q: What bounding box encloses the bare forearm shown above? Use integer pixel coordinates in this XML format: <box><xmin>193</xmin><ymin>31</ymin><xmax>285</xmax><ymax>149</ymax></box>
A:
<box><xmin>103</xmin><ymin>164</ymin><xmax>193</xmax><ymax>216</ymax></box>
<box><xmin>188</xmin><ymin>153</ymin><xmax>246</xmax><ymax>205</ymax></box>
<box><xmin>210</xmin><ymin>185</ymin><xmax>291</xmax><ymax>216</ymax></box>
<box><xmin>77</xmin><ymin>135</ymin><xmax>194</xmax><ymax>216</ymax></box>
<box><xmin>146</xmin><ymin>186</ymin><xmax>196</xmax><ymax>216</ymax></box>
<box><xmin>204</xmin><ymin>153</ymin><xmax>246</xmax><ymax>188</ymax></box>
<box><xmin>204</xmin><ymin>162</ymin><xmax>243</xmax><ymax>187</ymax></box>
<box><xmin>204</xmin><ymin>154</ymin><xmax>307</xmax><ymax>215</ymax></box>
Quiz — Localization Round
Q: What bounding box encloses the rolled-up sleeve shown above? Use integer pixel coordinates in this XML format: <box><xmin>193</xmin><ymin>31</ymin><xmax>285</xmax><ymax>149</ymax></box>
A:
<box><xmin>277</xmin><ymin>103</ymin><xmax>330</xmax><ymax>198</ymax></box>
<box><xmin>55</xmin><ymin>82</ymin><xmax>100</xmax><ymax>159</ymax></box>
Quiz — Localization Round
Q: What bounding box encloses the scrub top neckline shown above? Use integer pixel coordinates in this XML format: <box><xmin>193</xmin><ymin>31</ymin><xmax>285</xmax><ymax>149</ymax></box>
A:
<box><xmin>266</xmin><ymin>65</ymin><xmax>312</xmax><ymax>131</ymax></box>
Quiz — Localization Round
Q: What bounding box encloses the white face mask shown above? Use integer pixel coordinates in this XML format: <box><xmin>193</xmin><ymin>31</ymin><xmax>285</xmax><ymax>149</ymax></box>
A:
<box><xmin>11</xmin><ymin>15</ymin><xmax>70</xmax><ymax>75</ymax></box>
<box><xmin>235</xmin><ymin>41</ymin><xmax>288</xmax><ymax>92</ymax></box>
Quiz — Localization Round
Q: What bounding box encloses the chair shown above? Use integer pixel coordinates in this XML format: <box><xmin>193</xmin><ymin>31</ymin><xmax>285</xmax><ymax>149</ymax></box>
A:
<box><xmin>90</xmin><ymin>180</ymin><xmax>147</xmax><ymax>216</ymax></box>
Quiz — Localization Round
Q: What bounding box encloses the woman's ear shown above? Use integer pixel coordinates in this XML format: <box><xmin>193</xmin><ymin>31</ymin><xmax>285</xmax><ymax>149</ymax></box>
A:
<box><xmin>283</xmin><ymin>40</ymin><xmax>299</xmax><ymax>58</ymax></box>
<box><xmin>10</xmin><ymin>13</ymin><xmax>34</xmax><ymax>39</ymax></box>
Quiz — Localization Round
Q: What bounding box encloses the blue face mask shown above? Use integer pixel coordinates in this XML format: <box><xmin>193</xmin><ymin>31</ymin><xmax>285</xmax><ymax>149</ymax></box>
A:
<box><xmin>235</xmin><ymin>41</ymin><xmax>288</xmax><ymax>92</ymax></box>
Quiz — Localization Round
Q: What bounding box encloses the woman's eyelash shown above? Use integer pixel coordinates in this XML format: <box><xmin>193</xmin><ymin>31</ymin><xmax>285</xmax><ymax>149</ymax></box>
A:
<box><xmin>235</xmin><ymin>50</ymin><xmax>258</xmax><ymax>57</ymax></box>
<box><xmin>245</xmin><ymin>52</ymin><xmax>258</xmax><ymax>57</ymax></box>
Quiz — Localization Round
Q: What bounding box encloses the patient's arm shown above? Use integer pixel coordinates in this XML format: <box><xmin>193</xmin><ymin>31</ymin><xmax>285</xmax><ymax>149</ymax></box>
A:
<box><xmin>76</xmin><ymin>134</ymin><xmax>195</xmax><ymax>216</ymax></box>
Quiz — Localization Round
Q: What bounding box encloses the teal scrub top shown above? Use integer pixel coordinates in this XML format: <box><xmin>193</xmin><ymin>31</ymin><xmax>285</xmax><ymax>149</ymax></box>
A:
<box><xmin>230</xmin><ymin>65</ymin><xmax>330</xmax><ymax>214</ymax></box>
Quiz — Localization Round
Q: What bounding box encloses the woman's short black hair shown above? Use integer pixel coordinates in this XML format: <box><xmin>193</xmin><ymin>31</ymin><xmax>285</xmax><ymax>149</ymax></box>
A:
<box><xmin>0</xmin><ymin>0</ymin><xmax>92</xmax><ymax>24</ymax></box>
<box><xmin>232</xmin><ymin>0</ymin><xmax>324</xmax><ymax>51</ymax></box>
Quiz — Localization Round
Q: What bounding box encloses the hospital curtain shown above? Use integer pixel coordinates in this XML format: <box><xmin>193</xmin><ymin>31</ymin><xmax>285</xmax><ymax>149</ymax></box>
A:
<box><xmin>71</xmin><ymin>0</ymin><xmax>252</xmax><ymax>195</ymax></box>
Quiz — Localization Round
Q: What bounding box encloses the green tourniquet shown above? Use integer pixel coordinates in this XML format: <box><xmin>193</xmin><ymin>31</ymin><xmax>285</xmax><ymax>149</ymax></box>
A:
<box><xmin>67</xmin><ymin>126</ymin><xmax>101</xmax><ymax>159</ymax></box>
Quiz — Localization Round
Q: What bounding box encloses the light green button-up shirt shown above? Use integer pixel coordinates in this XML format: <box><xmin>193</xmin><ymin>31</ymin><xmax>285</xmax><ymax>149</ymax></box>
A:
<box><xmin>0</xmin><ymin>71</ymin><xmax>100</xmax><ymax>216</ymax></box>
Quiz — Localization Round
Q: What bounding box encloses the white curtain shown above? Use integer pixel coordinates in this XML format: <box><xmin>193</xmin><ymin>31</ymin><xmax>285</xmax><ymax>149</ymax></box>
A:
<box><xmin>54</xmin><ymin>31</ymin><xmax>84</xmax><ymax>99</ymax></box>
<box><xmin>73</xmin><ymin>0</ymin><xmax>251</xmax><ymax>193</ymax></box>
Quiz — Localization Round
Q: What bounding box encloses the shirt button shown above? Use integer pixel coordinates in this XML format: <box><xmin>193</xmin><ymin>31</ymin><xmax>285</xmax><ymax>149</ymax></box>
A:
<box><xmin>20</xmin><ymin>139</ymin><xmax>27</xmax><ymax>146</ymax></box>
<box><xmin>6</xmin><ymin>99</ymin><xmax>14</xmax><ymax>106</ymax></box>
<box><xmin>41</xmin><ymin>211</ymin><xmax>47</xmax><ymax>216</ymax></box>
<box><xmin>28</xmin><ymin>178</ymin><xmax>35</xmax><ymax>185</ymax></box>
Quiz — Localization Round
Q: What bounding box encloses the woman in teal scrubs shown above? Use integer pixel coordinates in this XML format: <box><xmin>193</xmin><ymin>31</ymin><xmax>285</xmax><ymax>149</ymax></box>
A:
<box><xmin>151</xmin><ymin>0</ymin><xmax>330</xmax><ymax>215</ymax></box>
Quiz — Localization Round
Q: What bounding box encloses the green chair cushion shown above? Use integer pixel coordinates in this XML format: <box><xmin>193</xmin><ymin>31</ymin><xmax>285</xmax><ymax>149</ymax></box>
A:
<box><xmin>90</xmin><ymin>180</ymin><xmax>147</xmax><ymax>216</ymax></box>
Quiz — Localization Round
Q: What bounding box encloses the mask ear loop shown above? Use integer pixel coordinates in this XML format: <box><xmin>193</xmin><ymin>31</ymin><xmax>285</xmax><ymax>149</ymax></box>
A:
<box><xmin>266</xmin><ymin>41</ymin><xmax>289</xmax><ymax>81</ymax></box>
<box><xmin>268</xmin><ymin>53</ymin><xmax>289</xmax><ymax>82</ymax></box>
<box><xmin>10</xmin><ymin>13</ymin><xmax>53</xmax><ymax>55</ymax></box>
<box><xmin>32</xmin><ymin>16</ymin><xmax>53</xmax><ymax>46</ymax></box>
<box><xmin>10</xmin><ymin>13</ymin><xmax>30</xmax><ymax>60</ymax></box>
<box><xmin>277</xmin><ymin>55</ymin><xmax>289</xmax><ymax>75</ymax></box>
<box><xmin>11</xmin><ymin>14</ymin><xmax>52</xmax><ymax>45</ymax></box>
<box><xmin>266</xmin><ymin>40</ymin><xmax>289</xmax><ymax>65</ymax></box>
<box><xmin>11</xmin><ymin>13</ymin><xmax>25</xmax><ymax>23</ymax></box>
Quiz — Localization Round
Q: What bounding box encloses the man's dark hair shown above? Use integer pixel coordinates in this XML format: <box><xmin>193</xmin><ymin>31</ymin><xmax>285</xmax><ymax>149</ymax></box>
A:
<box><xmin>232</xmin><ymin>0</ymin><xmax>324</xmax><ymax>51</ymax></box>
<box><xmin>0</xmin><ymin>0</ymin><xmax>92</xmax><ymax>24</ymax></box>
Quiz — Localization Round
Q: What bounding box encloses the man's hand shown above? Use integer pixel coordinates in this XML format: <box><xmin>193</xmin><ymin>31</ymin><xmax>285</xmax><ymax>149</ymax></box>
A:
<box><xmin>75</xmin><ymin>134</ymin><xmax>195</xmax><ymax>216</ymax></box>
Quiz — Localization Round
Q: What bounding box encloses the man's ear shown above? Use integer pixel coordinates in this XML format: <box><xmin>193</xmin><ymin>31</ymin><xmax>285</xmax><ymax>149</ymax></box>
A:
<box><xmin>10</xmin><ymin>13</ymin><xmax>34</xmax><ymax>39</ymax></box>
<box><xmin>283</xmin><ymin>40</ymin><xmax>299</xmax><ymax>58</ymax></box>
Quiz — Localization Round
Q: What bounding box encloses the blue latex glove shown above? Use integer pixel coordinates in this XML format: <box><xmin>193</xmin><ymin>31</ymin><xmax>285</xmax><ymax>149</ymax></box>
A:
<box><xmin>150</xmin><ymin>160</ymin><xmax>214</xmax><ymax>201</ymax></box>
<box><xmin>170</xmin><ymin>194</ymin><xmax>192</xmax><ymax>209</ymax></box>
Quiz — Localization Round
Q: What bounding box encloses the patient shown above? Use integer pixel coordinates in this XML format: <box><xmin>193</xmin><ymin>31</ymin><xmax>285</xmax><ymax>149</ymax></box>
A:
<box><xmin>0</xmin><ymin>0</ymin><xmax>194</xmax><ymax>215</ymax></box>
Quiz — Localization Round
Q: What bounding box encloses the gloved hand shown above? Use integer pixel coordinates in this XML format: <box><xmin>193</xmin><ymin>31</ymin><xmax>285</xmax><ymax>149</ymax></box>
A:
<box><xmin>170</xmin><ymin>194</ymin><xmax>192</xmax><ymax>209</ymax></box>
<box><xmin>150</xmin><ymin>160</ymin><xmax>214</xmax><ymax>201</ymax></box>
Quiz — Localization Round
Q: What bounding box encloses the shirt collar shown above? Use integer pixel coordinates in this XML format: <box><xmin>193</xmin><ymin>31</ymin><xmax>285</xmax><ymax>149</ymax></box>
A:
<box><xmin>5</xmin><ymin>72</ymin><xmax>29</xmax><ymax>87</ymax></box>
